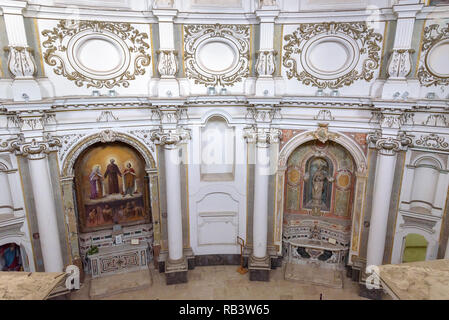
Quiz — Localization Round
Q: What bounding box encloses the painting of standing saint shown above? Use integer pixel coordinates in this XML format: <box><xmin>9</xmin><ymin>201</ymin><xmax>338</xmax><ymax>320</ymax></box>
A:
<box><xmin>74</xmin><ymin>142</ymin><xmax>151</xmax><ymax>232</ymax></box>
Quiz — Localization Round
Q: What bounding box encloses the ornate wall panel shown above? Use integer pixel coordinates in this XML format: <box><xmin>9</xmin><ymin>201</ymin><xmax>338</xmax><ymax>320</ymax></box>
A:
<box><xmin>417</xmin><ymin>21</ymin><xmax>449</xmax><ymax>87</ymax></box>
<box><xmin>183</xmin><ymin>24</ymin><xmax>250</xmax><ymax>87</ymax></box>
<box><xmin>40</xmin><ymin>20</ymin><xmax>151</xmax><ymax>89</ymax></box>
<box><xmin>282</xmin><ymin>22</ymin><xmax>383</xmax><ymax>89</ymax></box>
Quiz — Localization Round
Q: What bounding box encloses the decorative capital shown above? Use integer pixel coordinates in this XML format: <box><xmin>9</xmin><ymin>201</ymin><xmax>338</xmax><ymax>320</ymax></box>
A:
<box><xmin>255</xmin><ymin>50</ymin><xmax>276</xmax><ymax>77</ymax></box>
<box><xmin>367</xmin><ymin>130</ymin><xmax>413</xmax><ymax>155</ymax></box>
<box><xmin>7</xmin><ymin>133</ymin><xmax>62</xmax><ymax>159</ymax></box>
<box><xmin>387</xmin><ymin>49</ymin><xmax>414</xmax><ymax>79</ymax></box>
<box><xmin>307</xmin><ymin>123</ymin><xmax>339</xmax><ymax>144</ymax></box>
<box><xmin>6</xmin><ymin>111</ymin><xmax>56</xmax><ymax>130</ymax></box>
<box><xmin>151</xmin><ymin>106</ymin><xmax>187</xmax><ymax>126</ymax></box>
<box><xmin>369</xmin><ymin>110</ymin><xmax>415</xmax><ymax>129</ymax></box>
<box><xmin>243</xmin><ymin>126</ymin><xmax>282</xmax><ymax>147</ymax></box>
<box><xmin>4</xmin><ymin>46</ymin><xmax>37</xmax><ymax>79</ymax></box>
<box><xmin>150</xmin><ymin>127</ymin><xmax>191</xmax><ymax>148</ymax></box>
<box><xmin>157</xmin><ymin>50</ymin><xmax>178</xmax><ymax>77</ymax></box>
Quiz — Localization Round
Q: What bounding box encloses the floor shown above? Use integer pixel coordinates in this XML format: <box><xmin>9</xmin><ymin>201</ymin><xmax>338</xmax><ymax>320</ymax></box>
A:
<box><xmin>69</xmin><ymin>263</ymin><xmax>367</xmax><ymax>300</ymax></box>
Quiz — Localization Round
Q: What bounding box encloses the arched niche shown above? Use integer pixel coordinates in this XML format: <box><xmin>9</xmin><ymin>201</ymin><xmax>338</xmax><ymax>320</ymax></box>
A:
<box><xmin>273</xmin><ymin>128</ymin><xmax>368</xmax><ymax>262</ymax></box>
<box><xmin>0</xmin><ymin>239</ymin><xmax>32</xmax><ymax>272</ymax></box>
<box><xmin>285</xmin><ymin>141</ymin><xmax>355</xmax><ymax>219</ymax></box>
<box><xmin>200</xmin><ymin>115</ymin><xmax>235</xmax><ymax>180</ymax></box>
<box><xmin>59</xmin><ymin>130</ymin><xmax>161</xmax><ymax>270</ymax></box>
<box><xmin>410</xmin><ymin>156</ymin><xmax>443</xmax><ymax>213</ymax></box>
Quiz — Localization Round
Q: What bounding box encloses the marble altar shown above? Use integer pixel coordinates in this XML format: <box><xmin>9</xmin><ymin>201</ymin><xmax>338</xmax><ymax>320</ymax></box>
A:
<box><xmin>88</xmin><ymin>243</ymin><xmax>150</xmax><ymax>278</ymax></box>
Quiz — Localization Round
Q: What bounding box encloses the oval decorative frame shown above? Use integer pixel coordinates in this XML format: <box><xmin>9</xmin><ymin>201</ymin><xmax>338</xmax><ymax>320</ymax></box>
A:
<box><xmin>67</xmin><ymin>32</ymin><xmax>130</xmax><ymax>79</ymax></box>
<box><xmin>282</xmin><ymin>22</ymin><xmax>382</xmax><ymax>89</ymax></box>
<box><xmin>42</xmin><ymin>20</ymin><xmax>151</xmax><ymax>89</ymax></box>
<box><xmin>195</xmin><ymin>39</ymin><xmax>239</xmax><ymax>74</ymax></box>
<box><xmin>418</xmin><ymin>23</ymin><xmax>449</xmax><ymax>87</ymax></box>
<box><xmin>425</xmin><ymin>39</ymin><xmax>449</xmax><ymax>78</ymax></box>
<box><xmin>184</xmin><ymin>23</ymin><xmax>250</xmax><ymax>87</ymax></box>
<box><xmin>301</xmin><ymin>34</ymin><xmax>359</xmax><ymax>80</ymax></box>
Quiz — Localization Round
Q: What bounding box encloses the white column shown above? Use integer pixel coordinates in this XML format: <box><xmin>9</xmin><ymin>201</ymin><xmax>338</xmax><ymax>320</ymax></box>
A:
<box><xmin>28</xmin><ymin>154</ymin><xmax>64</xmax><ymax>272</ymax></box>
<box><xmin>164</xmin><ymin>144</ymin><xmax>184</xmax><ymax>262</ymax></box>
<box><xmin>366</xmin><ymin>151</ymin><xmax>397</xmax><ymax>267</ymax></box>
<box><xmin>0</xmin><ymin>170</ymin><xmax>14</xmax><ymax>215</ymax></box>
<box><xmin>253</xmin><ymin>144</ymin><xmax>270</xmax><ymax>258</ymax></box>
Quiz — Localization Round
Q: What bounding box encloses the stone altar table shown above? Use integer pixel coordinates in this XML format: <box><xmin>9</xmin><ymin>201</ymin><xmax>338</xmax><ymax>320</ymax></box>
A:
<box><xmin>88</xmin><ymin>243</ymin><xmax>149</xmax><ymax>278</ymax></box>
<box><xmin>285</xmin><ymin>238</ymin><xmax>348</xmax><ymax>270</ymax></box>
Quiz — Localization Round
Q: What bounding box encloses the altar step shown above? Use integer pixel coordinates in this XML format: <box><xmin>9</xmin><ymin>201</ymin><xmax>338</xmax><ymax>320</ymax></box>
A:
<box><xmin>89</xmin><ymin>269</ymin><xmax>152</xmax><ymax>299</ymax></box>
<box><xmin>284</xmin><ymin>263</ymin><xmax>343</xmax><ymax>289</ymax></box>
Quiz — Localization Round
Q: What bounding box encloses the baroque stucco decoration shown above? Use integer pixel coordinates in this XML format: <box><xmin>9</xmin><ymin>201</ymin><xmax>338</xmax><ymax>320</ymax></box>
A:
<box><xmin>183</xmin><ymin>23</ymin><xmax>250</xmax><ymax>87</ymax></box>
<box><xmin>282</xmin><ymin>22</ymin><xmax>383</xmax><ymax>89</ymax></box>
<box><xmin>417</xmin><ymin>23</ymin><xmax>449</xmax><ymax>87</ymax></box>
<box><xmin>4</xmin><ymin>46</ymin><xmax>37</xmax><ymax>79</ymax></box>
<box><xmin>41</xmin><ymin>20</ymin><xmax>151</xmax><ymax>89</ymax></box>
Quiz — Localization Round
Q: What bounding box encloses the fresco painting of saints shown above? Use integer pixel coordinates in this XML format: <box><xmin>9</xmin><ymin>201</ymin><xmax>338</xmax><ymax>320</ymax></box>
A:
<box><xmin>74</xmin><ymin>142</ymin><xmax>151</xmax><ymax>232</ymax></box>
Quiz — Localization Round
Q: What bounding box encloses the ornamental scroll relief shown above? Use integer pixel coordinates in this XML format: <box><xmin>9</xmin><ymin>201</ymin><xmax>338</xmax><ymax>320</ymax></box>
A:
<box><xmin>417</xmin><ymin>23</ymin><xmax>449</xmax><ymax>87</ymax></box>
<box><xmin>183</xmin><ymin>24</ymin><xmax>250</xmax><ymax>87</ymax></box>
<box><xmin>41</xmin><ymin>20</ymin><xmax>151</xmax><ymax>89</ymax></box>
<box><xmin>282</xmin><ymin>22</ymin><xmax>383</xmax><ymax>89</ymax></box>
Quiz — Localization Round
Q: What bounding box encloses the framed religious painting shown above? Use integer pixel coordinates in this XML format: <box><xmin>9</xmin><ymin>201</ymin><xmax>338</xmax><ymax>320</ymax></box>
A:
<box><xmin>74</xmin><ymin>142</ymin><xmax>151</xmax><ymax>233</ymax></box>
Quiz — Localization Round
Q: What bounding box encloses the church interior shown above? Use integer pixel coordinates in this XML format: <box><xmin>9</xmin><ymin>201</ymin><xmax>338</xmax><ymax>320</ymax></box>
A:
<box><xmin>0</xmin><ymin>0</ymin><xmax>449</xmax><ymax>301</ymax></box>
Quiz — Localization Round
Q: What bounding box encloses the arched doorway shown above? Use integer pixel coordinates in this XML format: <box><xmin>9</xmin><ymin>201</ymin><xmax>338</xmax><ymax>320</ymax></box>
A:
<box><xmin>281</xmin><ymin>138</ymin><xmax>360</xmax><ymax>288</ymax></box>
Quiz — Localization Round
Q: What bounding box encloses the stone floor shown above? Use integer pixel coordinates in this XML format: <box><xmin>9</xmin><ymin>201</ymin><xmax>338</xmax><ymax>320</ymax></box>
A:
<box><xmin>69</xmin><ymin>264</ymin><xmax>367</xmax><ymax>300</ymax></box>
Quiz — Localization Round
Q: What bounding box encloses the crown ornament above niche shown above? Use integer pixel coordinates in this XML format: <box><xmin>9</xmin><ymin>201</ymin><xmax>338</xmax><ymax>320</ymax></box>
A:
<box><xmin>41</xmin><ymin>20</ymin><xmax>151</xmax><ymax>89</ymax></box>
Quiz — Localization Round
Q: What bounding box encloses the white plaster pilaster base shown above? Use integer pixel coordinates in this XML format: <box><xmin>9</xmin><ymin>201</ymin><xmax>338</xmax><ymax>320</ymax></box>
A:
<box><xmin>255</xmin><ymin>77</ymin><xmax>276</xmax><ymax>97</ymax></box>
<box><xmin>165</xmin><ymin>256</ymin><xmax>188</xmax><ymax>273</ymax></box>
<box><xmin>381</xmin><ymin>79</ymin><xmax>420</xmax><ymax>100</ymax></box>
<box><xmin>248</xmin><ymin>254</ymin><xmax>271</xmax><ymax>270</ymax></box>
<box><xmin>0</xmin><ymin>79</ymin><xmax>13</xmax><ymax>100</ymax></box>
<box><xmin>12</xmin><ymin>79</ymin><xmax>42</xmax><ymax>102</ymax></box>
<box><xmin>157</xmin><ymin>78</ymin><xmax>180</xmax><ymax>98</ymax></box>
